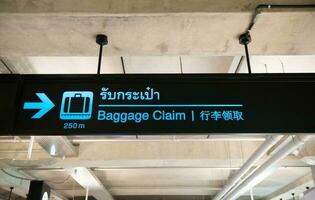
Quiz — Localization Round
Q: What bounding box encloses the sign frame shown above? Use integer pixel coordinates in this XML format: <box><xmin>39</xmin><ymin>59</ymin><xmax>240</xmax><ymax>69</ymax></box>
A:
<box><xmin>1</xmin><ymin>73</ymin><xmax>315</xmax><ymax>135</ymax></box>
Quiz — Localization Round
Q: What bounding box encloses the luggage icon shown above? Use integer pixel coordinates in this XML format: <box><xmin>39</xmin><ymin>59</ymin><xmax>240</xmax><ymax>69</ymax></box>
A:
<box><xmin>60</xmin><ymin>91</ymin><xmax>93</xmax><ymax>120</ymax></box>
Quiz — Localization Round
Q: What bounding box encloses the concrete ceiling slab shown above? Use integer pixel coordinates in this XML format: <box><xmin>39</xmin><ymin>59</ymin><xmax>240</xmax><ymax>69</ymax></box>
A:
<box><xmin>0</xmin><ymin>11</ymin><xmax>314</xmax><ymax>56</ymax></box>
<box><xmin>94</xmin><ymin>168</ymin><xmax>232</xmax><ymax>187</ymax></box>
<box><xmin>2</xmin><ymin>56</ymin><xmax>123</xmax><ymax>74</ymax></box>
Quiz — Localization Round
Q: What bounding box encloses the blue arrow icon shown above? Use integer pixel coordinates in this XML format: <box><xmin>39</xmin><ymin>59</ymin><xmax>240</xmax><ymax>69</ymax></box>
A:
<box><xmin>23</xmin><ymin>93</ymin><xmax>55</xmax><ymax>119</ymax></box>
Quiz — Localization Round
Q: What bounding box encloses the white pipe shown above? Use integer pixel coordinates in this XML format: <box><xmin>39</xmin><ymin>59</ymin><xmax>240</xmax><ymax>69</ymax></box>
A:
<box><xmin>213</xmin><ymin>135</ymin><xmax>283</xmax><ymax>200</ymax></box>
<box><xmin>250</xmin><ymin>188</ymin><xmax>254</xmax><ymax>200</ymax></box>
<box><xmin>85</xmin><ymin>187</ymin><xmax>89</xmax><ymax>200</ymax></box>
<box><xmin>27</xmin><ymin>136</ymin><xmax>34</xmax><ymax>160</ymax></box>
<box><xmin>267</xmin><ymin>135</ymin><xmax>291</xmax><ymax>156</ymax></box>
<box><xmin>224</xmin><ymin>135</ymin><xmax>313</xmax><ymax>200</ymax></box>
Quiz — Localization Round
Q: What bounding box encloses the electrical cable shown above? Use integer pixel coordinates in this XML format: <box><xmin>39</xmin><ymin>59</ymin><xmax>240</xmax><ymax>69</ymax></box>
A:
<box><xmin>179</xmin><ymin>56</ymin><xmax>183</xmax><ymax>74</ymax></box>
<box><xmin>234</xmin><ymin>56</ymin><xmax>243</xmax><ymax>74</ymax></box>
<box><xmin>0</xmin><ymin>59</ymin><xmax>13</xmax><ymax>74</ymax></box>
<box><xmin>120</xmin><ymin>56</ymin><xmax>126</xmax><ymax>74</ymax></box>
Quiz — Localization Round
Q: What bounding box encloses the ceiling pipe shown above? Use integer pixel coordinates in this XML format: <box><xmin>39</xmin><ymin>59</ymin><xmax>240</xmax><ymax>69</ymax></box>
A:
<box><xmin>213</xmin><ymin>135</ymin><xmax>283</xmax><ymax>200</ymax></box>
<box><xmin>245</xmin><ymin>4</ymin><xmax>315</xmax><ymax>33</ymax></box>
<box><xmin>223</xmin><ymin>135</ymin><xmax>313</xmax><ymax>200</ymax></box>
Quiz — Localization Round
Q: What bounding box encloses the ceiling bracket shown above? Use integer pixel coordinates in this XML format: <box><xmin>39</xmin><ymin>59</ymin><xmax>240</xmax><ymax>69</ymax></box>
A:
<box><xmin>96</xmin><ymin>34</ymin><xmax>108</xmax><ymax>75</ymax></box>
<box><xmin>239</xmin><ymin>31</ymin><xmax>252</xmax><ymax>74</ymax></box>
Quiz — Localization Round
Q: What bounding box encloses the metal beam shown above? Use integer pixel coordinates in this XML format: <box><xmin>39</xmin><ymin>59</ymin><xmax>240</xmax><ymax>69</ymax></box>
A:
<box><xmin>35</xmin><ymin>136</ymin><xmax>79</xmax><ymax>157</ymax></box>
<box><xmin>67</xmin><ymin>167</ymin><xmax>114</xmax><ymax>200</ymax></box>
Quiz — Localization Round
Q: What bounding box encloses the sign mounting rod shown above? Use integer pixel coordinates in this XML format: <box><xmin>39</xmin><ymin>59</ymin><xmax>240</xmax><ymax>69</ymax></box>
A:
<box><xmin>96</xmin><ymin>34</ymin><xmax>108</xmax><ymax>75</ymax></box>
<box><xmin>239</xmin><ymin>31</ymin><xmax>252</xmax><ymax>74</ymax></box>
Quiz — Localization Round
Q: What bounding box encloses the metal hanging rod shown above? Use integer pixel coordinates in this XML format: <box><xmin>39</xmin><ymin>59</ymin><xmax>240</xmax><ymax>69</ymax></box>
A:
<box><xmin>8</xmin><ymin>187</ymin><xmax>14</xmax><ymax>200</ymax></box>
<box><xmin>96</xmin><ymin>34</ymin><xmax>108</xmax><ymax>75</ymax></box>
<box><xmin>239</xmin><ymin>32</ymin><xmax>252</xmax><ymax>74</ymax></box>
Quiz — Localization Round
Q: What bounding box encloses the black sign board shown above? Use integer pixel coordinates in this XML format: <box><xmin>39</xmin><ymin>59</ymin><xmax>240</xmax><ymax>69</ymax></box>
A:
<box><xmin>27</xmin><ymin>181</ymin><xmax>50</xmax><ymax>200</ymax></box>
<box><xmin>1</xmin><ymin>74</ymin><xmax>315</xmax><ymax>135</ymax></box>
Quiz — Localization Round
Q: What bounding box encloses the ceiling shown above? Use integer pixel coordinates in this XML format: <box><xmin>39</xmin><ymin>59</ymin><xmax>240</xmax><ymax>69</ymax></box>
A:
<box><xmin>1</xmin><ymin>2</ymin><xmax>315</xmax><ymax>198</ymax></box>
<box><xmin>0</xmin><ymin>134</ymin><xmax>314</xmax><ymax>200</ymax></box>
<box><xmin>1</xmin><ymin>5</ymin><xmax>315</xmax><ymax>56</ymax></box>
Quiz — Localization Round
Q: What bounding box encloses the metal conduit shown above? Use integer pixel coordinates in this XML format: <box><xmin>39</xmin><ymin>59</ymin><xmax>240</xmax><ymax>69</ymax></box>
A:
<box><xmin>246</xmin><ymin>4</ymin><xmax>315</xmax><ymax>32</ymax></box>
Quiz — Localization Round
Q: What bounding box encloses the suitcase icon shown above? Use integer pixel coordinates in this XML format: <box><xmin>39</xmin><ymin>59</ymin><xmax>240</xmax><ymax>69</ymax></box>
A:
<box><xmin>60</xmin><ymin>91</ymin><xmax>93</xmax><ymax>120</ymax></box>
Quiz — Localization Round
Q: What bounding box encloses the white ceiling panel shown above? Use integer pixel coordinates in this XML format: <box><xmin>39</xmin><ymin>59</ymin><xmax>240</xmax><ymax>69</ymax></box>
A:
<box><xmin>123</xmin><ymin>56</ymin><xmax>180</xmax><ymax>73</ymax></box>
<box><xmin>237</xmin><ymin>55</ymin><xmax>315</xmax><ymax>73</ymax></box>
<box><xmin>279</xmin><ymin>56</ymin><xmax>315</xmax><ymax>73</ymax></box>
<box><xmin>181</xmin><ymin>56</ymin><xmax>233</xmax><ymax>73</ymax></box>
<box><xmin>4</xmin><ymin>55</ymin><xmax>315</xmax><ymax>74</ymax></box>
